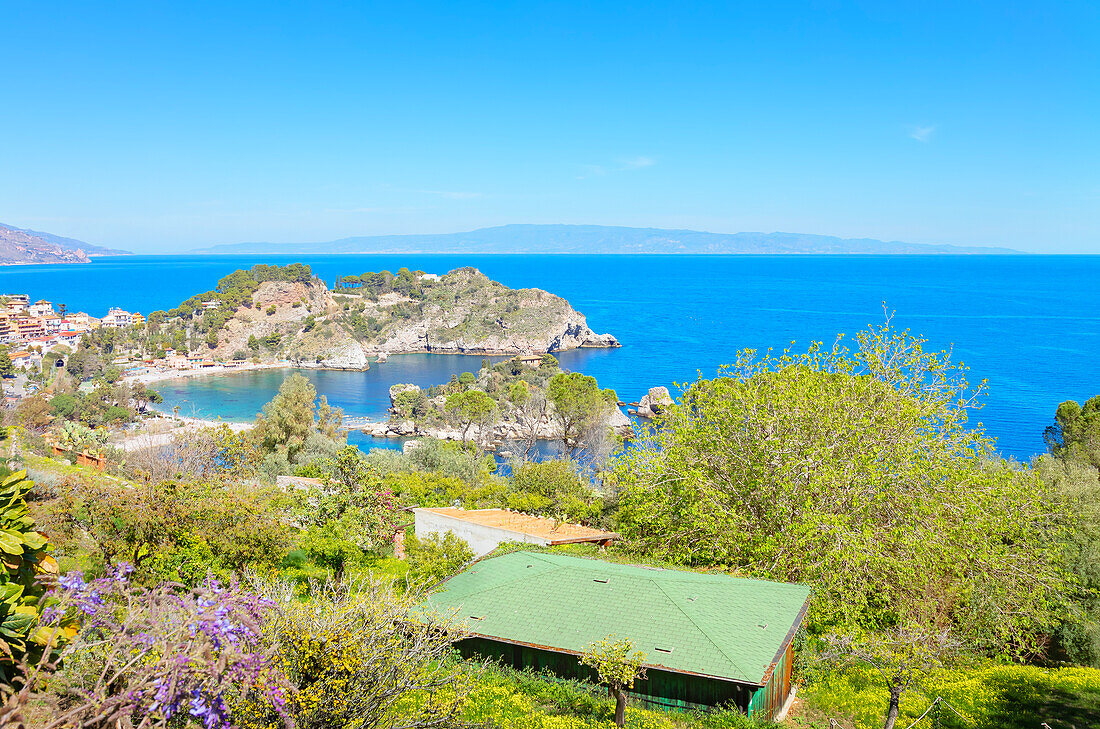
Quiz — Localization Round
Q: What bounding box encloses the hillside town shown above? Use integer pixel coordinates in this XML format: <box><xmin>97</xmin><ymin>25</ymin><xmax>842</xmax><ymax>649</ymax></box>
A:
<box><xmin>0</xmin><ymin>293</ymin><xmax>265</xmax><ymax>384</ymax></box>
<box><xmin>0</xmin><ymin>294</ymin><xmax>143</xmax><ymax>370</ymax></box>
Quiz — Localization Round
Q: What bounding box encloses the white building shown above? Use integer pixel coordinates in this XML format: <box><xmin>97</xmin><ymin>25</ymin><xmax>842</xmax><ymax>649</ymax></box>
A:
<box><xmin>101</xmin><ymin>307</ymin><xmax>133</xmax><ymax>328</ymax></box>
<box><xmin>28</xmin><ymin>300</ymin><xmax>55</xmax><ymax>318</ymax></box>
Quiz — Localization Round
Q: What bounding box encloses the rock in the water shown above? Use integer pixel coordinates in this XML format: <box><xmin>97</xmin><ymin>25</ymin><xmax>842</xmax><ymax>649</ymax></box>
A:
<box><xmin>636</xmin><ymin>386</ymin><xmax>673</xmax><ymax>419</ymax></box>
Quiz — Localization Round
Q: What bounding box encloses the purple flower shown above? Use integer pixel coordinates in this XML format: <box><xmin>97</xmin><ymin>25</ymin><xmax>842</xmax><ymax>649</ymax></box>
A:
<box><xmin>58</xmin><ymin>573</ymin><xmax>86</xmax><ymax>592</ymax></box>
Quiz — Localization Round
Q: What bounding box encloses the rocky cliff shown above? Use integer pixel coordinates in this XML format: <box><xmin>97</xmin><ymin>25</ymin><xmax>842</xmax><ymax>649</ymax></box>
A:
<box><xmin>200</xmin><ymin>266</ymin><xmax>618</xmax><ymax>369</ymax></box>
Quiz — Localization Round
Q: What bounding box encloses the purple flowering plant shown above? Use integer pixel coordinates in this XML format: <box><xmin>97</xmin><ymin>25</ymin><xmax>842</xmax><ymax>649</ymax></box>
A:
<box><xmin>6</xmin><ymin>565</ymin><xmax>291</xmax><ymax>729</ymax></box>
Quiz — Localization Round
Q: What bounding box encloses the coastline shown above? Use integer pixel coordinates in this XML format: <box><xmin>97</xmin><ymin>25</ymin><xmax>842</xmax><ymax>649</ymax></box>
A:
<box><xmin>123</xmin><ymin>361</ymin><xmax>293</xmax><ymax>385</ymax></box>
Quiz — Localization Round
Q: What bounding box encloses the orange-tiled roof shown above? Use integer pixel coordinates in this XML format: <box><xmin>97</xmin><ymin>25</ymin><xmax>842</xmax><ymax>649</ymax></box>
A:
<box><xmin>416</xmin><ymin>507</ymin><xmax>619</xmax><ymax>545</ymax></box>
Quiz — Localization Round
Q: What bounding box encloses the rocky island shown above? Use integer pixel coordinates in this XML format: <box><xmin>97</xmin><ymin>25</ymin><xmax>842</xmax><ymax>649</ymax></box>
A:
<box><xmin>366</xmin><ymin>354</ymin><xmax>632</xmax><ymax>455</ymax></box>
<box><xmin>131</xmin><ymin>264</ymin><xmax>618</xmax><ymax>371</ymax></box>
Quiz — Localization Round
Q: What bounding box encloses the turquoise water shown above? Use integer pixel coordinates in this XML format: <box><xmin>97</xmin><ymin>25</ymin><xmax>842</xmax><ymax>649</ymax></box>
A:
<box><xmin>5</xmin><ymin>253</ymin><xmax>1099</xmax><ymax>460</ymax></box>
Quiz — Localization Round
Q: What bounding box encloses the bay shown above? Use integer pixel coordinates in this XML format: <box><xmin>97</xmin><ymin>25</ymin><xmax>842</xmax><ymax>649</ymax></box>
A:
<box><xmin>4</xmin><ymin>253</ymin><xmax>1098</xmax><ymax>461</ymax></box>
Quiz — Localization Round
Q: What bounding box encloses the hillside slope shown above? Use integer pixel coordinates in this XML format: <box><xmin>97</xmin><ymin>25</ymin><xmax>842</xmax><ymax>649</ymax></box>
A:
<box><xmin>0</xmin><ymin>223</ymin><xmax>129</xmax><ymax>264</ymax></box>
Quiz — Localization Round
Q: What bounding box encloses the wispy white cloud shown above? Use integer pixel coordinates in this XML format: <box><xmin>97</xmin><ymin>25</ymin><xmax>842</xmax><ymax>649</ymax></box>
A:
<box><xmin>909</xmin><ymin>125</ymin><xmax>936</xmax><ymax>143</ymax></box>
<box><xmin>619</xmin><ymin>155</ymin><xmax>655</xmax><ymax>169</ymax></box>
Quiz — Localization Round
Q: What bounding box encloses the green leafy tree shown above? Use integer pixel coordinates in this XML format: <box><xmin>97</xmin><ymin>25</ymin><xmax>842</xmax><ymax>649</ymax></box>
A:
<box><xmin>617</xmin><ymin>319</ymin><xmax>1068</xmax><ymax>657</ymax></box>
<box><xmin>546</xmin><ymin>372</ymin><xmax>617</xmax><ymax>455</ymax></box>
<box><xmin>253</xmin><ymin>374</ymin><xmax>345</xmax><ymax>476</ymax></box>
<box><xmin>405</xmin><ymin>531</ymin><xmax>474</xmax><ymax>585</ymax></box>
<box><xmin>507</xmin><ymin>459</ymin><xmax>601</xmax><ymax>524</ymax></box>
<box><xmin>1035</xmin><ymin>455</ymin><xmax>1100</xmax><ymax>666</ymax></box>
<box><xmin>297</xmin><ymin>446</ymin><xmax>399</xmax><ymax>577</ymax></box>
<box><xmin>579</xmin><ymin>635</ymin><xmax>647</xmax><ymax>727</ymax></box>
<box><xmin>1046</xmin><ymin>395</ymin><xmax>1100</xmax><ymax>469</ymax></box>
<box><xmin>444</xmin><ymin>389</ymin><xmax>497</xmax><ymax>445</ymax></box>
<box><xmin>0</xmin><ymin>347</ymin><xmax>12</xmax><ymax>378</ymax></box>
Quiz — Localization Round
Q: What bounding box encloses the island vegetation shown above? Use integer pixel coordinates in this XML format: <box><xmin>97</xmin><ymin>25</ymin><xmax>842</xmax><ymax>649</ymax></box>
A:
<box><xmin>55</xmin><ymin>263</ymin><xmax>618</xmax><ymax>378</ymax></box>
<box><xmin>0</xmin><ymin>317</ymin><xmax>1098</xmax><ymax>729</ymax></box>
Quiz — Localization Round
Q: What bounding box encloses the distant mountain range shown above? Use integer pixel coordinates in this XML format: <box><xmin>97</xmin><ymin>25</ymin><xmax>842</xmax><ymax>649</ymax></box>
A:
<box><xmin>0</xmin><ymin>223</ymin><xmax>130</xmax><ymax>265</ymax></box>
<box><xmin>192</xmin><ymin>224</ymin><xmax>1020</xmax><ymax>256</ymax></box>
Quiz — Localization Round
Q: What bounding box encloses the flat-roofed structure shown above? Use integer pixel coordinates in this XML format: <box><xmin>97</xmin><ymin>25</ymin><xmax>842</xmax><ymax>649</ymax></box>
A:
<box><xmin>423</xmin><ymin>551</ymin><xmax>810</xmax><ymax>719</ymax></box>
<box><xmin>412</xmin><ymin>507</ymin><xmax>619</xmax><ymax>556</ymax></box>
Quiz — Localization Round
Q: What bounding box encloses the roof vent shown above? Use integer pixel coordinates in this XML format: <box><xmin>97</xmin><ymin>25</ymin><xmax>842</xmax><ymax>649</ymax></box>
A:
<box><xmin>593</xmin><ymin>578</ymin><xmax>609</xmax><ymax>584</ymax></box>
<box><xmin>470</xmin><ymin>615</ymin><xmax>485</xmax><ymax>621</ymax></box>
<box><xmin>654</xmin><ymin>646</ymin><xmax>674</xmax><ymax>654</ymax></box>
<box><xmin>757</xmin><ymin>623</ymin><xmax>768</xmax><ymax>630</ymax></box>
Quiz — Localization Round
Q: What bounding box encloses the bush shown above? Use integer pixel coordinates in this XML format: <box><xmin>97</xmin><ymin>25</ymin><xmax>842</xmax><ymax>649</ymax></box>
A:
<box><xmin>406</xmin><ymin>531</ymin><xmax>474</xmax><ymax>585</ymax></box>
<box><xmin>508</xmin><ymin>460</ymin><xmax>601</xmax><ymax>524</ymax></box>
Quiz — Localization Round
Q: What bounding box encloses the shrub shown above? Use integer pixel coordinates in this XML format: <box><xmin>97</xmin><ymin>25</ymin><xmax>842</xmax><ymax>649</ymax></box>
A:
<box><xmin>406</xmin><ymin>532</ymin><xmax>474</xmax><ymax>585</ymax></box>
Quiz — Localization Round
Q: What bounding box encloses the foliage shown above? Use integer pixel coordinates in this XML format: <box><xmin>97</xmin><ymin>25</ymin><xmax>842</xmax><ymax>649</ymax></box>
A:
<box><xmin>546</xmin><ymin>372</ymin><xmax>618</xmax><ymax>455</ymax></box>
<box><xmin>253</xmin><ymin>373</ymin><xmax>345</xmax><ymax>479</ymax></box>
<box><xmin>1045</xmin><ymin>395</ymin><xmax>1100</xmax><ymax>469</ymax></box>
<box><xmin>405</xmin><ymin>531</ymin><xmax>474</xmax><ymax>585</ymax></box>
<box><xmin>236</xmin><ymin>577</ymin><xmax>469</xmax><ymax>729</ymax></box>
<box><xmin>616</xmin><ymin>320</ymin><xmax>1069</xmax><ymax>657</ymax></box>
<box><xmin>0</xmin><ymin>470</ymin><xmax>56</xmax><ymax>683</ymax></box>
<box><xmin>8</xmin><ymin>570</ymin><xmax>288</xmax><ymax>729</ymax></box>
<box><xmin>0</xmin><ymin>347</ymin><xmax>12</xmax><ymax>378</ymax></box>
<box><xmin>49</xmin><ymin>476</ymin><xmax>291</xmax><ymax>584</ymax></box>
<box><xmin>294</xmin><ymin>446</ymin><xmax>400</xmax><ymax>576</ymax></box>
<box><xmin>507</xmin><ymin>459</ymin><xmax>602</xmax><ymax>524</ymax></box>
<box><xmin>795</xmin><ymin>662</ymin><xmax>1100</xmax><ymax>729</ymax></box>
<box><xmin>1034</xmin><ymin>455</ymin><xmax>1100</xmax><ymax>666</ymax></box>
<box><xmin>580</xmin><ymin>636</ymin><xmax>647</xmax><ymax>727</ymax></box>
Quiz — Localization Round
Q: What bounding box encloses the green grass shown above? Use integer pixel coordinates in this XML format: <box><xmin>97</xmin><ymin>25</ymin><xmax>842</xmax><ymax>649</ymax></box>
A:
<box><xmin>460</xmin><ymin>661</ymin><xmax>763</xmax><ymax>729</ymax></box>
<box><xmin>791</xmin><ymin>663</ymin><xmax>1100</xmax><ymax>729</ymax></box>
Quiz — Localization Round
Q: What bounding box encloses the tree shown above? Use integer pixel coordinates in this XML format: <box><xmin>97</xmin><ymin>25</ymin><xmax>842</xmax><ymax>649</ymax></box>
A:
<box><xmin>445</xmin><ymin>389</ymin><xmax>497</xmax><ymax>445</ymax></box>
<box><xmin>616</xmin><ymin>319</ymin><xmax>1069</xmax><ymax>656</ymax></box>
<box><xmin>580</xmin><ymin>635</ymin><xmax>646</xmax><ymax>727</ymax></box>
<box><xmin>0</xmin><ymin>346</ymin><xmax>12</xmax><ymax>378</ymax></box>
<box><xmin>823</xmin><ymin>628</ymin><xmax>959</xmax><ymax>729</ymax></box>
<box><xmin>1035</xmin><ymin>455</ymin><xmax>1100</xmax><ymax>666</ymax></box>
<box><xmin>297</xmin><ymin>446</ymin><xmax>399</xmax><ymax>576</ymax></box>
<box><xmin>405</xmin><ymin>531</ymin><xmax>474</xmax><ymax>585</ymax></box>
<box><xmin>252</xmin><ymin>373</ymin><xmax>345</xmax><ymax>476</ymax></box>
<box><xmin>546</xmin><ymin>372</ymin><xmax>617</xmax><ymax>455</ymax></box>
<box><xmin>1045</xmin><ymin>395</ymin><xmax>1100</xmax><ymax>470</ymax></box>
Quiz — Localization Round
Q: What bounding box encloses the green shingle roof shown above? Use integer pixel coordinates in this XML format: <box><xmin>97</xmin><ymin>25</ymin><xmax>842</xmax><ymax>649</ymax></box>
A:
<box><xmin>422</xmin><ymin>551</ymin><xmax>810</xmax><ymax>686</ymax></box>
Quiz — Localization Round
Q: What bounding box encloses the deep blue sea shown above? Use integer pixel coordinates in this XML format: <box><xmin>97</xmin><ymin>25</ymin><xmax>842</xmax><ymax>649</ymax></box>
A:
<box><xmin>5</xmin><ymin>253</ymin><xmax>1099</xmax><ymax>462</ymax></box>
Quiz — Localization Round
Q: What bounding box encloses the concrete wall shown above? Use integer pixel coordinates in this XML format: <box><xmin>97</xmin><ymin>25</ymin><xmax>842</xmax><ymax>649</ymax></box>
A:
<box><xmin>413</xmin><ymin>510</ymin><xmax>550</xmax><ymax>556</ymax></box>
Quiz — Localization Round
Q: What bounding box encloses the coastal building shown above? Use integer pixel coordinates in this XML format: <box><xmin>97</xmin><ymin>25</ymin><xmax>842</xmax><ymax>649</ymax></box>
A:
<box><xmin>101</xmin><ymin>308</ymin><xmax>133</xmax><ymax>328</ymax></box>
<box><xmin>131</xmin><ymin>312</ymin><xmax>145</xmax><ymax>327</ymax></box>
<box><xmin>514</xmin><ymin>354</ymin><xmax>544</xmax><ymax>368</ymax></box>
<box><xmin>200</xmin><ymin>300</ymin><xmax>219</xmax><ymax>311</ymax></box>
<box><xmin>423</xmin><ymin>552</ymin><xmax>810</xmax><ymax>718</ymax></box>
<box><xmin>1</xmin><ymin>295</ymin><xmax>29</xmax><ymax>313</ymax></box>
<box><xmin>63</xmin><ymin>313</ymin><xmax>97</xmax><ymax>331</ymax></box>
<box><xmin>57</xmin><ymin>330</ymin><xmax>82</xmax><ymax>346</ymax></box>
<box><xmin>411</xmin><ymin>507</ymin><xmax>619</xmax><ymax>557</ymax></box>
<box><xmin>28</xmin><ymin>300</ymin><xmax>55</xmax><ymax>318</ymax></box>
<box><xmin>10</xmin><ymin>318</ymin><xmax>45</xmax><ymax>341</ymax></box>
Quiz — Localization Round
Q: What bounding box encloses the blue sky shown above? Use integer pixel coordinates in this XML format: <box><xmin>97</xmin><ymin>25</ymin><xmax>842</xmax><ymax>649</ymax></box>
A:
<box><xmin>1</xmin><ymin>1</ymin><xmax>1097</xmax><ymax>253</ymax></box>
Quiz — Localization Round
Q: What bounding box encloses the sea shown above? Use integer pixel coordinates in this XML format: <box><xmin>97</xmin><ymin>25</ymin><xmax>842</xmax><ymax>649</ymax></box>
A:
<box><xmin>4</xmin><ymin>253</ymin><xmax>1099</xmax><ymax>462</ymax></box>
